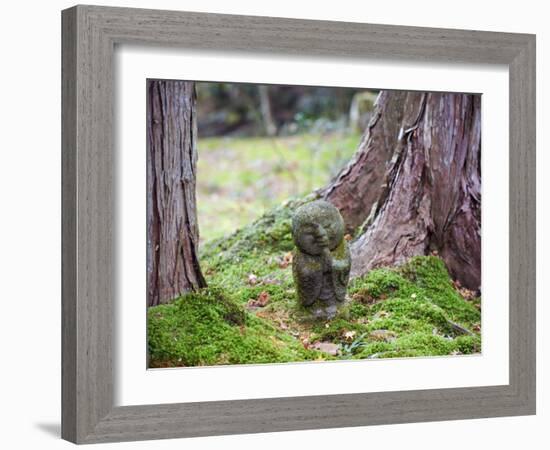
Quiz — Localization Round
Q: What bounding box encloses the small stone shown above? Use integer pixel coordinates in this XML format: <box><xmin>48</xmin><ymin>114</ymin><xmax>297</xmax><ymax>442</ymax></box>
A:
<box><xmin>369</xmin><ymin>329</ymin><xmax>397</xmax><ymax>342</ymax></box>
<box><xmin>312</xmin><ymin>342</ymin><xmax>340</xmax><ymax>356</ymax></box>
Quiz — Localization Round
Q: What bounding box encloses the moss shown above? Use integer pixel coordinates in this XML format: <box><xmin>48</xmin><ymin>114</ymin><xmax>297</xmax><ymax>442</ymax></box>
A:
<box><xmin>348</xmin><ymin>302</ymin><xmax>369</xmax><ymax>319</ymax></box>
<box><xmin>349</xmin><ymin>267</ymin><xmax>413</xmax><ymax>300</ymax></box>
<box><xmin>311</xmin><ymin>318</ymin><xmax>369</xmax><ymax>342</ymax></box>
<box><xmin>454</xmin><ymin>334</ymin><xmax>482</xmax><ymax>354</ymax></box>
<box><xmin>147</xmin><ymin>286</ymin><xmax>317</xmax><ymax>367</ymax></box>
<box><xmin>398</xmin><ymin>256</ymin><xmax>481</xmax><ymax>326</ymax></box>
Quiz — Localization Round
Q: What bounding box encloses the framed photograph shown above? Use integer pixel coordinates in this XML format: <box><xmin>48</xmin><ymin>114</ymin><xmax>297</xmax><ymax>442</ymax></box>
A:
<box><xmin>61</xmin><ymin>5</ymin><xmax>536</xmax><ymax>444</ymax></box>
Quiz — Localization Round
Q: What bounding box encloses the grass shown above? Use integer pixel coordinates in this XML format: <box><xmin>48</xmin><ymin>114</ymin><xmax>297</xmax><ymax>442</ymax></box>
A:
<box><xmin>196</xmin><ymin>132</ymin><xmax>361</xmax><ymax>241</ymax></box>
<box><xmin>148</xmin><ymin>199</ymin><xmax>482</xmax><ymax>367</ymax></box>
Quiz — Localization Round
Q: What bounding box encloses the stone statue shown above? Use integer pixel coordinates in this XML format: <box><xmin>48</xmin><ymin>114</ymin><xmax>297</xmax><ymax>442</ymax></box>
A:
<box><xmin>291</xmin><ymin>200</ymin><xmax>351</xmax><ymax>318</ymax></box>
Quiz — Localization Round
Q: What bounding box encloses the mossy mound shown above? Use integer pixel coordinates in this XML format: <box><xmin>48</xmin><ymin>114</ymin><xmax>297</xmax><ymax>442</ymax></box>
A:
<box><xmin>200</xmin><ymin>197</ymin><xmax>310</xmax><ymax>270</ymax></box>
<box><xmin>148</xmin><ymin>201</ymin><xmax>481</xmax><ymax>367</ymax></box>
<box><xmin>148</xmin><ymin>286</ymin><xmax>318</xmax><ymax>367</ymax></box>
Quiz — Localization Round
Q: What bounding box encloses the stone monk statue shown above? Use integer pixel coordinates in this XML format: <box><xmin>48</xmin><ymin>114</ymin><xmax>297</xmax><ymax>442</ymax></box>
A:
<box><xmin>291</xmin><ymin>200</ymin><xmax>351</xmax><ymax>317</ymax></box>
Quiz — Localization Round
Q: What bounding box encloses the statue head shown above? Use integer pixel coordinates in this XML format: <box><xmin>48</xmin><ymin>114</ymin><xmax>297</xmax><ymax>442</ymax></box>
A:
<box><xmin>292</xmin><ymin>200</ymin><xmax>345</xmax><ymax>256</ymax></box>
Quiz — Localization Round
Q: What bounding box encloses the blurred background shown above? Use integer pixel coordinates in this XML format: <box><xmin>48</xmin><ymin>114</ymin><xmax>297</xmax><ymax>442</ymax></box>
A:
<box><xmin>196</xmin><ymin>82</ymin><xmax>378</xmax><ymax>242</ymax></box>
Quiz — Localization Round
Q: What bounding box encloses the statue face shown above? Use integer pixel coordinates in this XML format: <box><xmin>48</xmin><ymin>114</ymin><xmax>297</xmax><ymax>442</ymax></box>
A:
<box><xmin>292</xmin><ymin>200</ymin><xmax>345</xmax><ymax>256</ymax></box>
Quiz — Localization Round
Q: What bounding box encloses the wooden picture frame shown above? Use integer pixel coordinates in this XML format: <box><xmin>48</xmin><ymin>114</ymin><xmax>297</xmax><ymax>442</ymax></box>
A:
<box><xmin>61</xmin><ymin>5</ymin><xmax>536</xmax><ymax>444</ymax></box>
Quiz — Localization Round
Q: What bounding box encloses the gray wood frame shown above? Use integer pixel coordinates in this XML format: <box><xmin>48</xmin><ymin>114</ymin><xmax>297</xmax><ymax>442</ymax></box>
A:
<box><xmin>62</xmin><ymin>4</ymin><xmax>536</xmax><ymax>444</ymax></box>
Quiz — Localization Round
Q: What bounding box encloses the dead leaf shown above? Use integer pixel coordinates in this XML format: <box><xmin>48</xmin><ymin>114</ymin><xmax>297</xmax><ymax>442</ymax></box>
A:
<box><xmin>343</xmin><ymin>330</ymin><xmax>356</xmax><ymax>342</ymax></box>
<box><xmin>257</xmin><ymin>291</ymin><xmax>270</xmax><ymax>306</ymax></box>
<box><xmin>246</xmin><ymin>291</ymin><xmax>270</xmax><ymax>308</ymax></box>
<box><xmin>278</xmin><ymin>251</ymin><xmax>293</xmax><ymax>268</ymax></box>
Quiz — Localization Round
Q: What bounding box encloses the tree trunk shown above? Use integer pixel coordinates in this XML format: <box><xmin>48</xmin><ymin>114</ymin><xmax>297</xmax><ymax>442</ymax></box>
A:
<box><xmin>320</xmin><ymin>91</ymin><xmax>411</xmax><ymax>233</ymax></box>
<box><xmin>258</xmin><ymin>85</ymin><xmax>277</xmax><ymax>136</ymax></box>
<box><xmin>147</xmin><ymin>80</ymin><xmax>206</xmax><ymax>307</ymax></box>
<box><xmin>322</xmin><ymin>91</ymin><xmax>481</xmax><ymax>290</ymax></box>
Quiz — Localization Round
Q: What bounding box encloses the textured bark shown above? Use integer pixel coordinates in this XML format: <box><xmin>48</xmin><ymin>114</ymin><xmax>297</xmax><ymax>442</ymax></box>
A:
<box><xmin>147</xmin><ymin>80</ymin><xmax>206</xmax><ymax>307</ymax></box>
<box><xmin>320</xmin><ymin>91</ymin><xmax>411</xmax><ymax>233</ymax></box>
<box><xmin>323</xmin><ymin>91</ymin><xmax>481</xmax><ymax>290</ymax></box>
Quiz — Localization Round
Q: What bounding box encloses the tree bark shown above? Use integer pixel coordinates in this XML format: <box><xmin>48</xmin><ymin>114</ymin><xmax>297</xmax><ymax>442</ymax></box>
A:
<box><xmin>322</xmin><ymin>91</ymin><xmax>481</xmax><ymax>290</ymax></box>
<box><xmin>147</xmin><ymin>80</ymin><xmax>206</xmax><ymax>307</ymax></box>
<box><xmin>319</xmin><ymin>91</ymin><xmax>411</xmax><ymax>233</ymax></box>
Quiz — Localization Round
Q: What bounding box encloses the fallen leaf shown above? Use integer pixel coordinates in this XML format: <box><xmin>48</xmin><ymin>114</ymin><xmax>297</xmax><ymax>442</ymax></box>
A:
<box><xmin>278</xmin><ymin>251</ymin><xmax>293</xmax><ymax>268</ymax></box>
<box><xmin>257</xmin><ymin>291</ymin><xmax>270</xmax><ymax>306</ymax></box>
<box><xmin>343</xmin><ymin>330</ymin><xmax>356</xmax><ymax>341</ymax></box>
<box><xmin>246</xmin><ymin>291</ymin><xmax>270</xmax><ymax>308</ymax></box>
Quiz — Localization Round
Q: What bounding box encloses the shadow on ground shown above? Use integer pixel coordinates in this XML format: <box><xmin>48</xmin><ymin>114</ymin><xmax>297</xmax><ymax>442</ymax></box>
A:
<box><xmin>35</xmin><ymin>422</ymin><xmax>60</xmax><ymax>438</ymax></box>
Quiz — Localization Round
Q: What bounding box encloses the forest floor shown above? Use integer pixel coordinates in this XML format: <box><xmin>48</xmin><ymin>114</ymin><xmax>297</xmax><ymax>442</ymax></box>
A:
<box><xmin>147</xmin><ymin>198</ymin><xmax>482</xmax><ymax>368</ymax></box>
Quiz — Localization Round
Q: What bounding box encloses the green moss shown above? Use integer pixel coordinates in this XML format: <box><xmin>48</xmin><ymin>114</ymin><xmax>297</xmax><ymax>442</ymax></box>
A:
<box><xmin>349</xmin><ymin>267</ymin><xmax>413</xmax><ymax>299</ymax></box>
<box><xmin>398</xmin><ymin>256</ymin><xmax>481</xmax><ymax>326</ymax></box>
<box><xmin>148</xmin><ymin>286</ymin><xmax>317</xmax><ymax>367</ymax></box>
<box><xmin>348</xmin><ymin>302</ymin><xmax>369</xmax><ymax>319</ymax></box>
